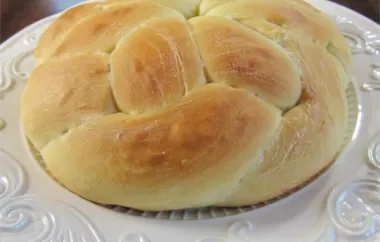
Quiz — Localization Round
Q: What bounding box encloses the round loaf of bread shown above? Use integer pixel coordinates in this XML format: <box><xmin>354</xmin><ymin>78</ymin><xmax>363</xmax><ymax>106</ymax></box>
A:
<box><xmin>21</xmin><ymin>0</ymin><xmax>352</xmax><ymax>211</ymax></box>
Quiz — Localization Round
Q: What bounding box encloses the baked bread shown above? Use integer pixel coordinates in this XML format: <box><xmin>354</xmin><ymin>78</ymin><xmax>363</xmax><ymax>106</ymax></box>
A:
<box><xmin>21</xmin><ymin>0</ymin><xmax>352</xmax><ymax>211</ymax></box>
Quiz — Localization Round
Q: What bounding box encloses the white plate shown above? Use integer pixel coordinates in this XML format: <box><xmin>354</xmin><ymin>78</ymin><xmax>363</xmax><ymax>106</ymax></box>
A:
<box><xmin>1</xmin><ymin>0</ymin><xmax>380</xmax><ymax>241</ymax></box>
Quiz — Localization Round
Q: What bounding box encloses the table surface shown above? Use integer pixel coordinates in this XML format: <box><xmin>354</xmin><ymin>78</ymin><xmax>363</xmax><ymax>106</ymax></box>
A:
<box><xmin>0</xmin><ymin>0</ymin><xmax>379</xmax><ymax>43</ymax></box>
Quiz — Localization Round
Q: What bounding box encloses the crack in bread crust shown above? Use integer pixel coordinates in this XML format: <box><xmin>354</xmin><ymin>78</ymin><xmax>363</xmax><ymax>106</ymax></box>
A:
<box><xmin>21</xmin><ymin>0</ymin><xmax>352</xmax><ymax>211</ymax></box>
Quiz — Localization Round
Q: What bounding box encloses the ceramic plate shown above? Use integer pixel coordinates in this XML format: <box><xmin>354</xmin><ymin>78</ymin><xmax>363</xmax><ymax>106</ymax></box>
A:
<box><xmin>1</xmin><ymin>0</ymin><xmax>380</xmax><ymax>241</ymax></box>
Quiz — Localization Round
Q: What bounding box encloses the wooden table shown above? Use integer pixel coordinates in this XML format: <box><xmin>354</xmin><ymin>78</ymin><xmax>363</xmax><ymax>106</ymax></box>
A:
<box><xmin>1</xmin><ymin>0</ymin><xmax>379</xmax><ymax>43</ymax></box>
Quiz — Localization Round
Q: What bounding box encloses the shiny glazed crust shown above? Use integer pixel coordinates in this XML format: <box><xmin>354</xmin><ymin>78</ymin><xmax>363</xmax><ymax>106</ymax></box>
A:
<box><xmin>21</xmin><ymin>0</ymin><xmax>352</xmax><ymax>211</ymax></box>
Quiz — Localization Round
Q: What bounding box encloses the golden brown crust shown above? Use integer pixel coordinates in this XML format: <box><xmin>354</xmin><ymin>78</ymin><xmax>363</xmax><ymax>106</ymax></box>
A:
<box><xmin>189</xmin><ymin>16</ymin><xmax>301</xmax><ymax>109</ymax></box>
<box><xmin>219</xmin><ymin>23</ymin><xmax>348</xmax><ymax>206</ymax></box>
<box><xmin>21</xmin><ymin>0</ymin><xmax>352</xmax><ymax>210</ymax></box>
<box><xmin>50</xmin><ymin>2</ymin><xmax>183</xmax><ymax>58</ymax></box>
<box><xmin>34</xmin><ymin>2</ymin><xmax>107</xmax><ymax>62</ymax></box>
<box><xmin>107</xmin><ymin>0</ymin><xmax>202</xmax><ymax>18</ymax></box>
<box><xmin>21</xmin><ymin>53</ymin><xmax>117</xmax><ymax>150</ymax></box>
<box><xmin>110</xmin><ymin>16</ymin><xmax>205</xmax><ymax>113</ymax></box>
<box><xmin>42</xmin><ymin>84</ymin><xmax>281</xmax><ymax>210</ymax></box>
<box><xmin>205</xmin><ymin>0</ymin><xmax>352</xmax><ymax>79</ymax></box>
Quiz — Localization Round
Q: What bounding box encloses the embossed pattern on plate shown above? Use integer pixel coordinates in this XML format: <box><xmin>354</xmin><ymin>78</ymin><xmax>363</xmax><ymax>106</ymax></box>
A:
<box><xmin>0</xmin><ymin>196</ymin><xmax>104</xmax><ymax>242</ymax></box>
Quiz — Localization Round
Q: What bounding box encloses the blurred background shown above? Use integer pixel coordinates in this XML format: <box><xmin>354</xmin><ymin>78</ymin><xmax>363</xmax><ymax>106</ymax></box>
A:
<box><xmin>0</xmin><ymin>0</ymin><xmax>379</xmax><ymax>43</ymax></box>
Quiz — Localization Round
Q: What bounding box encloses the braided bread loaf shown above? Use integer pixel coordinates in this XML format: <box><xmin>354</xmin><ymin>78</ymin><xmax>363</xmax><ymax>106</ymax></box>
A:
<box><xmin>21</xmin><ymin>0</ymin><xmax>352</xmax><ymax>211</ymax></box>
